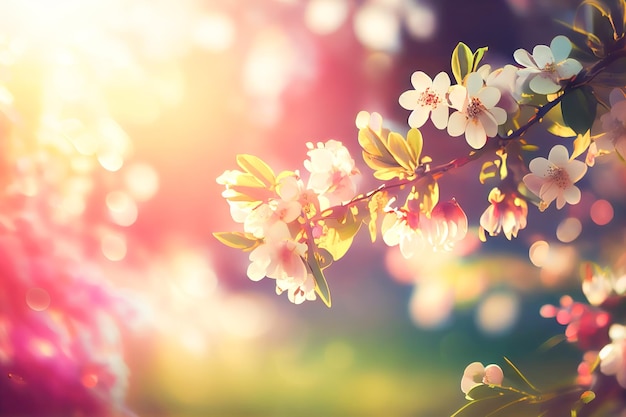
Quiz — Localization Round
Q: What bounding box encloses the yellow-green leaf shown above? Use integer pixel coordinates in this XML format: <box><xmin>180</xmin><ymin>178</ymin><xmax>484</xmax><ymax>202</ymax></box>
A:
<box><xmin>305</xmin><ymin>252</ymin><xmax>331</xmax><ymax>307</ymax></box>
<box><xmin>471</xmin><ymin>46</ymin><xmax>489</xmax><ymax>72</ymax></box>
<box><xmin>451</xmin><ymin>42</ymin><xmax>474</xmax><ymax>85</ymax></box>
<box><xmin>406</xmin><ymin>128</ymin><xmax>423</xmax><ymax>164</ymax></box>
<box><xmin>213</xmin><ymin>231</ymin><xmax>262</xmax><ymax>251</ymax></box>
<box><xmin>236</xmin><ymin>154</ymin><xmax>276</xmax><ymax>188</ymax></box>
<box><xmin>572</xmin><ymin>131</ymin><xmax>592</xmax><ymax>159</ymax></box>
<box><xmin>386</xmin><ymin>131</ymin><xmax>414</xmax><ymax>170</ymax></box>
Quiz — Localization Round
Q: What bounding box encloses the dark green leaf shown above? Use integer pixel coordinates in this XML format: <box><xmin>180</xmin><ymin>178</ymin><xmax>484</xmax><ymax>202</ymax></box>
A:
<box><xmin>451</xmin><ymin>42</ymin><xmax>474</xmax><ymax>85</ymax></box>
<box><xmin>561</xmin><ymin>85</ymin><xmax>598</xmax><ymax>135</ymax></box>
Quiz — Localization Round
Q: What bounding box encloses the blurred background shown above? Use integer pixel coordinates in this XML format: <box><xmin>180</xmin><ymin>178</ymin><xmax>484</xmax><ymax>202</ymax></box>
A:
<box><xmin>1</xmin><ymin>0</ymin><xmax>625</xmax><ymax>416</ymax></box>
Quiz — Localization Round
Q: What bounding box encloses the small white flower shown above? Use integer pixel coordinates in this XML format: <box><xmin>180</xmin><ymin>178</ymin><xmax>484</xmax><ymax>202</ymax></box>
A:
<box><xmin>399</xmin><ymin>71</ymin><xmax>451</xmax><ymax>129</ymax></box>
<box><xmin>523</xmin><ymin>145</ymin><xmax>587</xmax><ymax>210</ymax></box>
<box><xmin>461</xmin><ymin>362</ymin><xmax>504</xmax><ymax>395</ymax></box>
<box><xmin>447</xmin><ymin>72</ymin><xmax>507</xmax><ymax>149</ymax></box>
<box><xmin>381</xmin><ymin>199</ymin><xmax>425</xmax><ymax>259</ymax></box>
<box><xmin>276</xmin><ymin>274</ymin><xmax>317</xmax><ymax>305</ymax></box>
<box><xmin>477</xmin><ymin>64</ymin><xmax>521</xmax><ymax>115</ymax></box>
<box><xmin>514</xmin><ymin>35</ymin><xmax>582</xmax><ymax>95</ymax></box>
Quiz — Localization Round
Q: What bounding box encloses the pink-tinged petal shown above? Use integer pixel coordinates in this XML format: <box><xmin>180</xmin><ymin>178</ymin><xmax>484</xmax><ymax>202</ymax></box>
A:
<box><xmin>565</xmin><ymin>159</ymin><xmax>587</xmax><ymax>183</ymax></box>
<box><xmin>539</xmin><ymin>181</ymin><xmax>560</xmax><ymax>205</ymax></box>
<box><xmin>461</xmin><ymin>362</ymin><xmax>485</xmax><ymax>394</ymax></box>
<box><xmin>466</xmin><ymin>72</ymin><xmax>484</xmax><ymax>96</ymax></box>
<box><xmin>490</xmin><ymin>107</ymin><xmax>508</xmax><ymax>125</ymax></box>
<box><xmin>399</xmin><ymin>90</ymin><xmax>421</xmax><ymax>110</ymax></box>
<box><xmin>431</xmin><ymin>105</ymin><xmax>449</xmax><ymax>129</ymax></box>
<box><xmin>555</xmin><ymin>193</ymin><xmax>567</xmax><ymax>210</ymax></box>
<box><xmin>523</xmin><ymin>173</ymin><xmax>544</xmax><ymax>195</ymax></box>
<box><xmin>432</xmin><ymin>71</ymin><xmax>451</xmax><ymax>93</ymax></box>
<box><xmin>599</xmin><ymin>344</ymin><xmax>619</xmax><ymax>375</ymax></box>
<box><xmin>556</xmin><ymin>58</ymin><xmax>582</xmax><ymax>80</ymax></box>
<box><xmin>611</xmin><ymin>100</ymin><xmax>626</xmax><ymax>123</ymax></box>
<box><xmin>610</xmin><ymin>88</ymin><xmax>626</xmax><ymax>106</ymax></box>
<box><xmin>532</xmin><ymin>44</ymin><xmax>555</xmax><ymax>69</ymax></box>
<box><xmin>411</xmin><ymin>71</ymin><xmax>432</xmax><ymax>91</ymax></box>
<box><xmin>563</xmin><ymin>185</ymin><xmax>581</xmax><ymax>205</ymax></box>
<box><xmin>615</xmin><ymin>138</ymin><xmax>626</xmax><ymax>159</ymax></box>
<box><xmin>551</xmin><ymin>35</ymin><xmax>573</xmax><ymax>61</ymax></box>
<box><xmin>483</xmin><ymin>364</ymin><xmax>504</xmax><ymax>385</ymax></box>
<box><xmin>548</xmin><ymin>144</ymin><xmax>570</xmax><ymax>165</ymax></box>
<box><xmin>477</xmin><ymin>86</ymin><xmax>501</xmax><ymax>109</ymax></box>
<box><xmin>513</xmin><ymin>48</ymin><xmax>536</xmax><ymax>68</ymax></box>
<box><xmin>530</xmin><ymin>75</ymin><xmax>561</xmax><ymax>94</ymax></box>
<box><xmin>447</xmin><ymin>111</ymin><xmax>468</xmax><ymax>137</ymax></box>
<box><xmin>465</xmin><ymin>121</ymin><xmax>487</xmax><ymax>149</ymax></box>
<box><xmin>448</xmin><ymin>85</ymin><xmax>467</xmax><ymax>110</ymax></box>
<box><xmin>528</xmin><ymin>156</ymin><xmax>551</xmax><ymax>176</ymax></box>
<box><xmin>408</xmin><ymin>106</ymin><xmax>430</xmax><ymax>128</ymax></box>
<box><xmin>477</xmin><ymin>111</ymin><xmax>498</xmax><ymax>137</ymax></box>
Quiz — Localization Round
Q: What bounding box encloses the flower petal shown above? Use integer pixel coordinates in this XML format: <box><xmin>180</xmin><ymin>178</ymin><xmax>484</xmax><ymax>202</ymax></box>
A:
<box><xmin>565</xmin><ymin>159</ymin><xmax>587</xmax><ymax>183</ymax></box>
<box><xmin>513</xmin><ymin>49</ymin><xmax>536</xmax><ymax>69</ymax></box>
<box><xmin>408</xmin><ymin>107</ymin><xmax>430</xmax><ymax>128</ymax></box>
<box><xmin>477</xmin><ymin>111</ymin><xmax>498</xmax><ymax>137</ymax></box>
<box><xmin>563</xmin><ymin>185</ymin><xmax>581</xmax><ymax>205</ymax></box>
<box><xmin>448</xmin><ymin>85</ymin><xmax>467</xmax><ymax>110</ymax></box>
<box><xmin>477</xmin><ymin>86</ymin><xmax>501</xmax><ymax>109</ymax></box>
<box><xmin>410</xmin><ymin>71</ymin><xmax>432</xmax><ymax>91</ymax></box>
<box><xmin>466</xmin><ymin>72</ymin><xmax>484</xmax><ymax>96</ymax></box>
<box><xmin>431</xmin><ymin>105</ymin><xmax>449</xmax><ymax>129</ymax></box>
<box><xmin>447</xmin><ymin>111</ymin><xmax>467</xmax><ymax>137</ymax></box>
<box><xmin>523</xmin><ymin>173</ymin><xmax>544</xmax><ymax>195</ymax></box>
<box><xmin>529</xmin><ymin>156</ymin><xmax>551</xmax><ymax>176</ymax></box>
<box><xmin>539</xmin><ymin>181</ymin><xmax>560</xmax><ymax>205</ymax></box>
<box><xmin>550</xmin><ymin>35</ymin><xmax>572</xmax><ymax>62</ymax></box>
<box><xmin>532</xmin><ymin>44</ymin><xmax>555</xmax><ymax>69</ymax></box>
<box><xmin>432</xmin><ymin>71</ymin><xmax>451</xmax><ymax>93</ymax></box>
<box><xmin>490</xmin><ymin>106</ymin><xmax>508</xmax><ymax>125</ymax></box>
<box><xmin>465</xmin><ymin>121</ymin><xmax>487</xmax><ymax>149</ymax></box>
<box><xmin>399</xmin><ymin>90</ymin><xmax>421</xmax><ymax>110</ymax></box>
<box><xmin>530</xmin><ymin>75</ymin><xmax>560</xmax><ymax>94</ymax></box>
<box><xmin>556</xmin><ymin>58</ymin><xmax>582</xmax><ymax>80</ymax></box>
<box><xmin>548</xmin><ymin>144</ymin><xmax>571</xmax><ymax>165</ymax></box>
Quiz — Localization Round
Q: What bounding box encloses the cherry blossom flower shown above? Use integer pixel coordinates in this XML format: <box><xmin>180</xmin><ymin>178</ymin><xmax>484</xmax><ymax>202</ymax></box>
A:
<box><xmin>582</xmin><ymin>266</ymin><xmax>614</xmax><ymax>307</ymax></box>
<box><xmin>477</xmin><ymin>64</ymin><xmax>521</xmax><ymax>114</ymax></box>
<box><xmin>522</xmin><ymin>145</ymin><xmax>587</xmax><ymax>210</ymax></box>
<box><xmin>479</xmin><ymin>187</ymin><xmax>528</xmax><ymax>240</ymax></box>
<box><xmin>247</xmin><ymin>221</ymin><xmax>309</xmax><ymax>287</ymax></box>
<box><xmin>304</xmin><ymin>140</ymin><xmax>360</xmax><ymax>209</ymax></box>
<box><xmin>599</xmin><ymin>324</ymin><xmax>626</xmax><ymax>388</ymax></box>
<box><xmin>514</xmin><ymin>35</ymin><xmax>582</xmax><ymax>95</ymax></box>
<box><xmin>244</xmin><ymin>177</ymin><xmax>303</xmax><ymax>238</ymax></box>
<box><xmin>398</xmin><ymin>71</ymin><xmax>451</xmax><ymax>129</ymax></box>
<box><xmin>422</xmin><ymin>199</ymin><xmax>468</xmax><ymax>251</ymax></box>
<box><xmin>447</xmin><ymin>72</ymin><xmax>507</xmax><ymax>149</ymax></box>
<box><xmin>381</xmin><ymin>198</ymin><xmax>425</xmax><ymax>259</ymax></box>
<box><xmin>461</xmin><ymin>362</ymin><xmax>504</xmax><ymax>395</ymax></box>
<box><xmin>595</xmin><ymin>88</ymin><xmax>626</xmax><ymax>158</ymax></box>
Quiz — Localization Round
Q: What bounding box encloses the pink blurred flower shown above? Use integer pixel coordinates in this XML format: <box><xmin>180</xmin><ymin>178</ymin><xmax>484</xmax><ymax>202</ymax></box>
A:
<box><xmin>595</xmin><ymin>88</ymin><xmax>626</xmax><ymax>159</ymax></box>
<box><xmin>423</xmin><ymin>199</ymin><xmax>468</xmax><ymax>251</ymax></box>
<box><xmin>599</xmin><ymin>324</ymin><xmax>626</xmax><ymax>388</ymax></box>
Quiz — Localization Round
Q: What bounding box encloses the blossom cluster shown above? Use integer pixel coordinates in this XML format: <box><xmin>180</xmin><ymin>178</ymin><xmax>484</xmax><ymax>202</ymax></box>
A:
<box><xmin>217</xmin><ymin>140</ymin><xmax>360</xmax><ymax>304</ymax></box>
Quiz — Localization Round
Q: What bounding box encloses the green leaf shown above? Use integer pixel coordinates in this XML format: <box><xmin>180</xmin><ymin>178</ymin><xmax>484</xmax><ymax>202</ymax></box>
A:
<box><xmin>406</xmin><ymin>128</ymin><xmax>423</xmax><ymax>164</ymax></box>
<box><xmin>213</xmin><ymin>231</ymin><xmax>262</xmax><ymax>251</ymax></box>
<box><xmin>451</xmin><ymin>42</ymin><xmax>474</xmax><ymax>84</ymax></box>
<box><xmin>561</xmin><ymin>85</ymin><xmax>597</xmax><ymax>135</ymax></box>
<box><xmin>236</xmin><ymin>154</ymin><xmax>276</xmax><ymax>188</ymax></box>
<box><xmin>503</xmin><ymin>357</ymin><xmax>540</xmax><ymax>393</ymax></box>
<box><xmin>471</xmin><ymin>46</ymin><xmax>489</xmax><ymax>72</ymax></box>
<box><xmin>386</xmin><ymin>131</ymin><xmax>414</xmax><ymax>170</ymax></box>
<box><xmin>306</xmin><ymin>252</ymin><xmax>331</xmax><ymax>307</ymax></box>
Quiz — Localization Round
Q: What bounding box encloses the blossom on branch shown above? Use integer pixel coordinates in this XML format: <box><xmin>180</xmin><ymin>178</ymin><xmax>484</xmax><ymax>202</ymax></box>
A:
<box><xmin>479</xmin><ymin>187</ymin><xmax>528</xmax><ymax>240</ymax></box>
<box><xmin>399</xmin><ymin>71</ymin><xmax>451</xmax><ymax>129</ymax></box>
<box><xmin>423</xmin><ymin>199</ymin><xmax>468</xmax><ymax>251</ymax></box>
<box><xmin>522</xmin><ymin>145</ymin><xmax>587</xmax><ymax>210</ymax></box>
<box><xmin>382</xmin><ymin>198</ymin><xmax>426</xmax><ymax>259</ymax></box>
<box><xmin>596</xmin><ymin>88</ymin><xmax>626</xmax><ymax>158</ymax></box>
<box><xmin>514</xmin><ymin>35</ymin><xmax>582</xmax><ymax>95</ymax></box>
<box><xmin>447</xmin><ymin>72</ymin><xmax>507</xmax><ymax>149</ymax></box>
<box><xmin>304</xmin><ymin>140</ymin><xmax>360</xmax><ymax>209</ymax></box>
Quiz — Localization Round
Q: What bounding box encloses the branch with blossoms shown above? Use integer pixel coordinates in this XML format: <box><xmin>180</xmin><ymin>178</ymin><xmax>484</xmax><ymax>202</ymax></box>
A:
<box><xmin>216</xmin><ymin>0</ymin><xmax>626</xmax><ymax>415</ymax></box>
